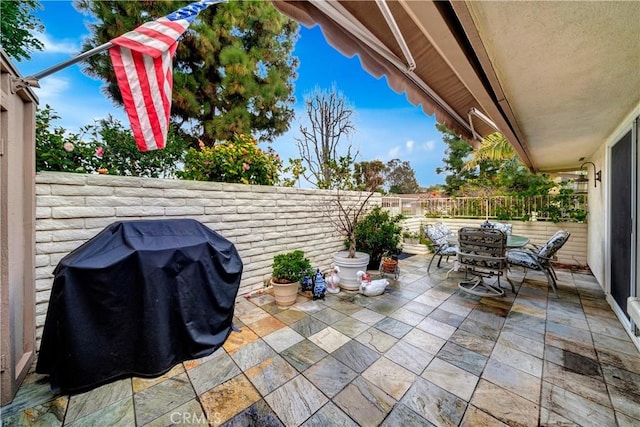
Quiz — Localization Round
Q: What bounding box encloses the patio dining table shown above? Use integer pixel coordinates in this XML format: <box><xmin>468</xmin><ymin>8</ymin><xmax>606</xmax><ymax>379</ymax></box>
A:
<box><xmin>445</xmin><ymin>234</ymin><xmax>530</xmax><ymax>278</ymax></box>
<box><xmin>505</xmin><ymin>234</ymin><xmax>530</xmax><ymax>248</ymax></box>
<box><xmin>447</xmin><ymin>234</ymin><xmax>530</xmax><ymax>249</ymax></box>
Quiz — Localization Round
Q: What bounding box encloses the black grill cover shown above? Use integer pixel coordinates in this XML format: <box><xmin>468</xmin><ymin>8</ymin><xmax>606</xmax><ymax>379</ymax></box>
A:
<box><xmin>36</xmin><ymin>219</ymin><xmax>243</xmax><ymax>393</ymax></box>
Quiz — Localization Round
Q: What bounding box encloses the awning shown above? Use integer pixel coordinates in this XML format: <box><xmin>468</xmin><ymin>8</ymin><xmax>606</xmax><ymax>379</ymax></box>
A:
<box><xmin>273</xmin><ymin>0</ymin><xmax>535</xmax><ymax>169</ymax></box>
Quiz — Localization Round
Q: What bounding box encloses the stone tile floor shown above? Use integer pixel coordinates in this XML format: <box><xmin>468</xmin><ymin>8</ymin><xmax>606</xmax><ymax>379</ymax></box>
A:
<box><xmin>2</xmin><ymin>254</ymin><xmax>640</xmax><ymax>426</ymax></box>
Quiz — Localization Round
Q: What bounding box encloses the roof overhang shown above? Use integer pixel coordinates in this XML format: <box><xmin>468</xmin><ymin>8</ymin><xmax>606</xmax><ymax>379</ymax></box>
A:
<box><xmin>273</xmin><ymin>0</ymin><xmax>640</xmax><ymax>173</ymax></box>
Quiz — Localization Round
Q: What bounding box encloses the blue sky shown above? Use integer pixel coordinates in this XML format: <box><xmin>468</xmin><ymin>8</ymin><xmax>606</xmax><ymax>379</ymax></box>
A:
<box><xmin>16</xmin><ymin>1</ymin><xmax>447</xmax><ymax>187</ymax></box>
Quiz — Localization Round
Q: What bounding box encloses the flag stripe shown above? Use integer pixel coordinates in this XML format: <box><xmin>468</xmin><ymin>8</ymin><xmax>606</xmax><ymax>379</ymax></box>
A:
<box><xmin>109</xmin><ymin>48</ymin><xmax>148</xmax><ymax>150</ymax></box>
<box><xmin>111</xmin><ymin>19</ymin><xmax>188</xmax><ymax>57</ymax></box>
<box><xmin>132</xmin><ymin>51</ymin><xmax>164</xmax><ymax>150</ymax></box>
<box><xmin>145</xmin><ymin>49</ymin><xmax>172</xmax><ymax>148</ymax></box>
<box><xmin>160</xmin><ymin>45</ymin><xmax>176</xmax><ymax>132</ymax></box>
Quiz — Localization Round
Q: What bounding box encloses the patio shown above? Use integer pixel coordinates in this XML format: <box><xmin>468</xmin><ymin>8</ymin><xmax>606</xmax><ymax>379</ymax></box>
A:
<box><xmin>2</xmin><ymin>253</ymin><xmax>639</xmax><ymax>426</ymax></box>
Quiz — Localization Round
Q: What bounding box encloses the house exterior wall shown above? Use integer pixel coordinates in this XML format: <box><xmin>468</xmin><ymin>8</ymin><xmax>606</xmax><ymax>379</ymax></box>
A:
<box><xmin>34</xmin><ymin>172</ymin><xmax>381</xmax><ymax>351</ymax></box>
<box><xmin>588</xmin><ymin>145</ymin><xmax>607</xmax><ymax>287</ymax></box>
<box><xmin>0</xmin><ymin>51</ymin><xmax>38</xmax><ymax>405</ymax></box>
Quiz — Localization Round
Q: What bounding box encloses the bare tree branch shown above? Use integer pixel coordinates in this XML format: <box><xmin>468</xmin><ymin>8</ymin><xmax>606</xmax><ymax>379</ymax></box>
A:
<box><xmin>294</xmin><ymin>84</ymin><xmax>357</xmax><ymax>188</ymax></box>
<box><xmin>321</xmin><ymin>184</ymin><xmax>377</xmax><ymax>258</ymax></box>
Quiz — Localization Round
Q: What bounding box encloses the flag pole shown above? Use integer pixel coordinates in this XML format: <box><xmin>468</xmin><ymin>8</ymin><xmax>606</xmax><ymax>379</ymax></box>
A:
<box><xmin>23</xmin><ymin>0</ymin><xmax>226</xmax><ymax>85</ymax></box>
<box><xmin>27</xmin><ymin>41</ymin><xmax>113</xmax><ymax>82</ymax></box>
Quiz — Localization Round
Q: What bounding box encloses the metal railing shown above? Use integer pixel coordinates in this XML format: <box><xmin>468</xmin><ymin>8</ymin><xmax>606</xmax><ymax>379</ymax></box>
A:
<box><xmin>382</xmin><ymin>195</ymin><xmax>588</xmax><ymax>223</ymax></box>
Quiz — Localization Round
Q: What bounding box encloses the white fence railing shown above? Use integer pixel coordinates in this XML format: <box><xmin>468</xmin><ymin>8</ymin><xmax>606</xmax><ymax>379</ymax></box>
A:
<box><xmin>382</xmin><ymin>195</ymin><xmax>588</xmax><ymax>223</ymax></box>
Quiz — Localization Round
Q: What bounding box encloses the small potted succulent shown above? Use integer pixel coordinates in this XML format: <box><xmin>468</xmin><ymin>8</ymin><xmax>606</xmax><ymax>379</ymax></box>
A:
<box><xmin>271</xmin><ymin>250</ymin><xmax>313</xmax><ymax>306</ymax></box>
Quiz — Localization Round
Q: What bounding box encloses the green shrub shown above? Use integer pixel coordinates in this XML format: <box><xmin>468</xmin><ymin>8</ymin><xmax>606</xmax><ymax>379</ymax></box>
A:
<box><xmin>83</xmin><ymin>117</ymin><xmax>188</xmax><ymax>178</ymax></box>
<box><xmin>353</xmin><ymin>206</ymin><xmax>404</xmax><ymax>269</ymax></box>
<box><xmin>179</xmin><ymin>134</ymin><xmax>282</xmax><ymax>185</ymax></box>
<box><xmin>35</xmin><ymin>105</ymin><xmax>188</xmax><ymax>177</ymax></box>
<box><xmin>36</xmin><ymin>106</ymin><xmax>94</xmax><ymax>173</ymax></box>
<box><xmin>271</xmin><ymin>250</ymin><xmax>313</xmax><ymax>284</ymax></box>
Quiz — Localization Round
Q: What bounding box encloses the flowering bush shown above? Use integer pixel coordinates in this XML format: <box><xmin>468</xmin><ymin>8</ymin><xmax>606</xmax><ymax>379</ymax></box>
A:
<box><xmin>82</xmin><ymin>117</ymin><xmax>187</xmax><ymax>178</ymax></box>
<box><xmin>179</xmin><ymin>134</ymin><xmax>282</xmax><ymax>185</ymax></box>
<box><xmin>36</xmin><ymin>105</ymin><xmax>187</xmax><ymax>177</ymax></box>
<box><xmin>36</xmin><ymin>106</ymin><xmax>95</xmax><ymax>173</ymax></box>
<box><xmin>36</xmin><ymin>107</ymin><xmax>294</xmax><ymax>184</ymax></box>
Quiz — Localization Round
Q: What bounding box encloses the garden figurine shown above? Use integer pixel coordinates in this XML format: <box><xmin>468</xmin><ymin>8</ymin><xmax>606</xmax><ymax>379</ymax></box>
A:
<box><xmin>326</xmin><ymin>266</ymin><xmax>341</xmax><ymax>294</ymax></box>
<box><xmin>301</xmin><ymin>274</ymin><xmax>313</xmax><ymax>292</ymax></box>
<box><xmin>356</xmin><ymin>271</ymin><xmax>389</xmax><ymax>297</ymax></box>
<box><xmin>313</xmin><ymin>269</ymin><xmax>326</xmax><ymax>300</ymax></box>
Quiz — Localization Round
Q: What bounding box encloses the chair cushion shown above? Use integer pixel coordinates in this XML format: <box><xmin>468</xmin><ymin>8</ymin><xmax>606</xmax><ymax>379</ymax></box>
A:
<box><xmin>507</xmin><ymin>249</ymin><xmax>541</xmax><ymax>269</ymax></box>
<box><xmin>440</xmin><ymin>245</ymin><xmax>458</xmax><ymax>256</ymax></box>
<box><xmin>426</xmin><ymin>223</ymin><xmax>452</xmax><ymax>247</ymax></box>
<box><xmin>491</xmin><ymin>222</ymin><xmax>512</xmax><ymax>235</ymax></box>
<box><xmin>537</xmin><ymin>230</ymin><xmax>570</xmax><ymax>259</ymax></box>
<box><xmin>458</xmin><ymin>253</ymin><xmax>506</xmax><ymax>270</ymax></box>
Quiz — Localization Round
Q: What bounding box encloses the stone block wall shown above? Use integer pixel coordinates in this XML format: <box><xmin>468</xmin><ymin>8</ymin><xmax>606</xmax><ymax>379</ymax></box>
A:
<box><xmin>34</xmin><ymin>172</ymin><xmax>381</xmax><ymax>349</ymax></box>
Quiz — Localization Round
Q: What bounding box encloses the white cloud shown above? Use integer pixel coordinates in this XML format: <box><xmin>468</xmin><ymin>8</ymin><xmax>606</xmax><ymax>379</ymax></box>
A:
<box><xmin>32</xmin><ymin>76</ymin><xmax>70</xmax><ymax>101</ymax></box>
<box><xmin>36</xmin><ymin>32</ymin><xmax>81</xmax><ymax>55</ymax></box>
<box><xmin>387</xmin><ymin>146</ymin><xmax>401</xmax><ymax>158</ymax></box>
<box><xmin>422</xmin><ymin>140</ymin><xmax>436</xmax><ymax>151</ymax></box>
<box><xmin>406</xmin><ymin>140</ymin><xmax>415</xmax><ymax>151</ymax></box>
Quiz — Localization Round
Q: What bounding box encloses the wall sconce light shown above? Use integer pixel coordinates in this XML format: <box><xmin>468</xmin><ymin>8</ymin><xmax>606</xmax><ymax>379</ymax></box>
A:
<box><xmin>575</xmin><ymin>173</ymin><xmax>589</xmax><ymax>194</ymax></box>
<box><xmin>580</xmin><ymin>162</ymin><xmax>601</xmax><ymax>188</ymax></box>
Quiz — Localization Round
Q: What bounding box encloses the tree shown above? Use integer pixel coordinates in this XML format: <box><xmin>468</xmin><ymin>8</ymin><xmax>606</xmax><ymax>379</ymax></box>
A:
<box><xmin>0</xmin><ymin>0</ymin><xmax>44</xmax><ymax>61</ymax></box>
<box><xmin>435</xmin><ymin>123</ymin><xmax>476</xmax><ymax>195</ymax></box>
<box><xmin>76</xmin><ymin>0</ymin><xmax>298</xmax><ymax>144</ymax></box>
<box><xmin>462</xmin><ymin>132</ymin><xmax>555</xmax><ymax>196</ymax></box>
<box><xmin>463</xmin><ymin>132</ymin><xmax>515</xmax><ymax>169</ymax></box>
<box><xmin>294</xmin><ymin>85</ymin><xmax>357</xmax><ymax>189</ymax></box>
<box><xmin>436</xmin><ymin>127</ymin><xmax>556</xmax><ymax>197</ymax></box>
<box><xmin>385</xmin><ymin>159</ymin><xmax>419</xmax><ymax>194</ymax></box>
<box><xmin>353</xmin><ymin>160</ymin><xmax>385</xmax><ymax>192</ymax></box>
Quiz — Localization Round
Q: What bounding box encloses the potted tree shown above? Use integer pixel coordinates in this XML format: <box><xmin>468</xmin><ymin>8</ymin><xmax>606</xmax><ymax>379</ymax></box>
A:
<box><xmin>326</xmin><ymin>188</ymin><xmax>377</xmax><ymax>290</ymax></box>
<box><xmin>271</xmin><ymin>250</ymin><xmax>313</xmax><ymax>306</ymax></box>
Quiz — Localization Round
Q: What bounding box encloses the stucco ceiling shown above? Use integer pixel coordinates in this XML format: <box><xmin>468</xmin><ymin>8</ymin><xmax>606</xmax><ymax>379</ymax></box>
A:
<box><xmin>464</xmin><ymin>1</ymin><xmax>640</xmax><ymax>172</ymax></box>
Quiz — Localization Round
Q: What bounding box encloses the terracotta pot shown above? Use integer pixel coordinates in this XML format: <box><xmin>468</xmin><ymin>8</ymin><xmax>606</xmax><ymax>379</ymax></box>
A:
<box><xmin>381</xmin><ymin>259</ymin><xmax>398</xmax><ymax>273</ymax></box>
<box><xmin>270</xmin><ymin>279</ymin><xmax>299</xmax><ymax>307</ymax></box>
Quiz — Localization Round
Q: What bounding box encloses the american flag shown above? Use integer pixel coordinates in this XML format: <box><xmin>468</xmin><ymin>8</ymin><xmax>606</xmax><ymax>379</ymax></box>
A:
<box><xmin>109</xmin><ymin>0</ymin><xmax>224</xmax><ymax>151</ymax></box>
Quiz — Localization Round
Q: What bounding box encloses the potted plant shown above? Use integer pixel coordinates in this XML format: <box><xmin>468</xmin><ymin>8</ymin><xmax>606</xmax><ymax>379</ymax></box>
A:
<box><xmin>326</xmin><ymin>188</ymin><xmax>377</xmax><ymax>290</ymax></box>
<box><xmin>354</xmin><ymin>206</ymin><xmax>404</xmax><ymax>270</ymax></box>
<box><xmin>403</xmin><ymin>230</ymin><xmax>419</xmax><ymax>244</ymax></box>
<box><xmin>271</xmin><ymin>250</ymin><xmax>313</xmax><ymax>306</ymax></box>
<box><xmin>380</xmin><ymin>254</ymin><xmax>399</xmax><ymax>274</ymax></box>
